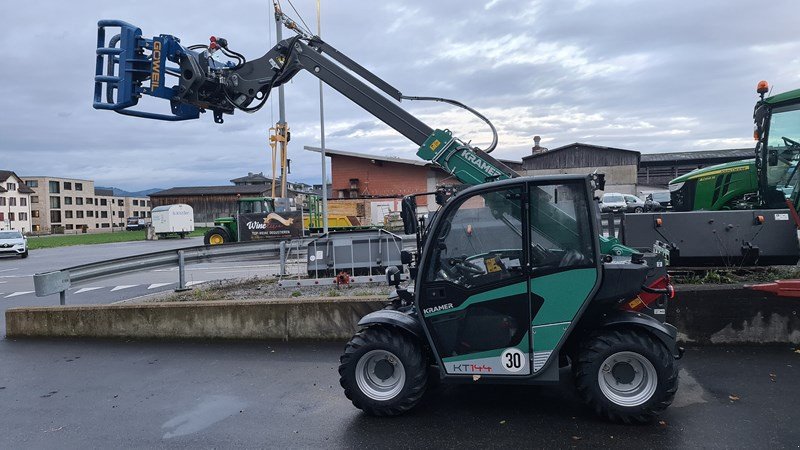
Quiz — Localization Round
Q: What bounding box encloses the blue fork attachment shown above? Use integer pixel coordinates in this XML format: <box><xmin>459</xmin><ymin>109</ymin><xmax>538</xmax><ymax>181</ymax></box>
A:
<box><xmin>93</xmin><ymin>20</ymin><xmax>199</xmax><ymax>121</ymax></box>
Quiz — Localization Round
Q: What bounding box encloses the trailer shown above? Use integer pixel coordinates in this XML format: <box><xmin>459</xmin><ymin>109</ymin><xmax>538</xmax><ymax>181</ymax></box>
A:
<box><xmin>151</xmin><ymin>204</ymin><xmax>194</xmax><ymax>239</ymax></box>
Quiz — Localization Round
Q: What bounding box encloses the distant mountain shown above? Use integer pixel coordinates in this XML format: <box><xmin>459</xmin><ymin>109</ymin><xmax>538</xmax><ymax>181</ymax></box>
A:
<box><xmin>96</xmin><ymin>187</ymin><xmax>164</xmax><ymax>198</ymax></box>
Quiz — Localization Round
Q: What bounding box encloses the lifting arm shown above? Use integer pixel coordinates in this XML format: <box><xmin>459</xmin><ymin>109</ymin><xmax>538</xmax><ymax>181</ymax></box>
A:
<box><xmin>93</xmin><ymin>19</ymin><xmax>635</xmax><ymax>256</ymax></box>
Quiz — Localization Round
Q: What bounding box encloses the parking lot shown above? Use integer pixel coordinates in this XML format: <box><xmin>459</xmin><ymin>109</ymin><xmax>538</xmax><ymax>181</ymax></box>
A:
<box><xmin>0</xmin><ymin>339</ymin><xmax>796</xmax><ymax>448</ymax></box>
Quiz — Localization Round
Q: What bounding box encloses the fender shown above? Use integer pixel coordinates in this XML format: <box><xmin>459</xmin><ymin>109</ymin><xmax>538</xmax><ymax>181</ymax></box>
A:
<box><xmin>600</xmin><ymin>311</ymin><xmax>683</xmax><ymax>359</ymax></box>
<box><xmin>358</xmin><ymin>309</ymin><xmax>424</xmax><ymax>340</ymax></box>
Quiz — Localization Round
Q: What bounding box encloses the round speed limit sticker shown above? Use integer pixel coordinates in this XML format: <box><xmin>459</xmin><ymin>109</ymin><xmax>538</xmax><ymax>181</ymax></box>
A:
<box><xmin>500</xmin><ymin>347</ymin><xmax>526</xmax><ymax>373</ymax></box>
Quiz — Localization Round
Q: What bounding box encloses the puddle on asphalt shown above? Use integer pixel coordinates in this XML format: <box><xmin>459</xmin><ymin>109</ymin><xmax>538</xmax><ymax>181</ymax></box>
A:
<box><xmin>162</xmin><ymin>394</ymin><xmax>248</xmax><ymax>439</ymax></box>
<box><xmin>671</xmin><ymin>368</ymin><xmax>708</xmax><ymax>408</ymax></box>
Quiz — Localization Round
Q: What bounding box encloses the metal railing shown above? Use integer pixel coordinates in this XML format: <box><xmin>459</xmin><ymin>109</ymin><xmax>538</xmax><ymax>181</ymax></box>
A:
<box><xmin>33</xmin><ymin>239</ymin><xmax>298</xmax><ymax>304</ymax></box>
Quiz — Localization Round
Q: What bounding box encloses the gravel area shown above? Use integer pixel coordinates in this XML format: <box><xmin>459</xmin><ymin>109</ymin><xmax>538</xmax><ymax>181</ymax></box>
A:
<box><xmin>145</xmin><ymin>276</ymin><xmax>393</xmax><ymax>302</ymax></box>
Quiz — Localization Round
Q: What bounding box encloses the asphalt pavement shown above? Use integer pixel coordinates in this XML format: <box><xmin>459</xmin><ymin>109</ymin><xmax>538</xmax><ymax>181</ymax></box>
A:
<box><xmin>0</xmin><ymin>238</ymin><xmax>304</xmax><ymax>335</ymax></box>
<box><xmin>0</xmin><ymin>340</ymin><xmax>797</xmax><ymax>449</ymax></box>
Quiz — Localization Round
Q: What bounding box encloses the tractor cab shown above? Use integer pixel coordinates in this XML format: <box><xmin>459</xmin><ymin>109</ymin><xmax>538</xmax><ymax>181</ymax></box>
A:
<box><xmin>755</xmin><ymin>85</ymin><xmax>800</xmax><ymax>208</ymax></box>
<box><xmin>238</xmin><ymin>197</ymin><xmax>275</xmax><ymax>215</ymax></box>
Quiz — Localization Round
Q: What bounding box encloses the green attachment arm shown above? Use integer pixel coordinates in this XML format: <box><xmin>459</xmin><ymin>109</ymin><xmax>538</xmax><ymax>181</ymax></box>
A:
<box><xmin>417</xmin><ymin>129</ymin><xmax>517</xmax><ymax>184</ymax></box>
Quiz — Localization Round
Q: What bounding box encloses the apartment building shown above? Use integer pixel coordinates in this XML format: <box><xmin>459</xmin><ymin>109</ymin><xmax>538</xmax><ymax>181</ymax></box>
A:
<box><xmin>0</xmin><ymin>170</ymin><xmax>33</xmax><ymax>232</ymax></box>
<box><xmin>22</xmin><ymin>176</ymin><xmax>150</xmax><ymax>233</ymax></box>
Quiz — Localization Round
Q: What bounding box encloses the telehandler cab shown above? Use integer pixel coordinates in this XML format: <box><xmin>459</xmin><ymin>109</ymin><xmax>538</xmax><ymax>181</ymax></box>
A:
<box><xmin>92</xmin><ymin>13</ymin><xmax>680</xmax><ymax>422</ymax></box>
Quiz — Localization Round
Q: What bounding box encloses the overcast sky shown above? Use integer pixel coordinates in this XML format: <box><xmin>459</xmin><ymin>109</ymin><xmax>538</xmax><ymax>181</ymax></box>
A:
<box><xmin>2</xmin><ymin>0</ymin><xmax>799</xmax><ymax>191</ymax></box>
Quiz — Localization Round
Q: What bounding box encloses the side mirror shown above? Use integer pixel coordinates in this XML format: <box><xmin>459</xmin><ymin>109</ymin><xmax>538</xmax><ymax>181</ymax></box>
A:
<box><xmin>769</xmin><ymin>150</ymin><xmax>779</xmax><ymax>166</ymax></box>
<box><xmin>401</xmin><ymin>196</ymin><xmax>418</xmax><ymax>235</ymax></box>
<box><xmin>400</xmin><ymin>250</ymin><xmax>413</xmax><ymax>265</ymax></box>
<box><xmin>385</xmin><ymin>265</ymin><xmax>402</xmax><ymax>287</ymax></box>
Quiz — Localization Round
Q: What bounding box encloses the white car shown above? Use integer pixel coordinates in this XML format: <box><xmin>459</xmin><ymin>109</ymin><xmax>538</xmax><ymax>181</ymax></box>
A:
<box><xmin>0</xmin><ymin>230</ymin><xmax>28</xmax><ymax>258</ymax></box>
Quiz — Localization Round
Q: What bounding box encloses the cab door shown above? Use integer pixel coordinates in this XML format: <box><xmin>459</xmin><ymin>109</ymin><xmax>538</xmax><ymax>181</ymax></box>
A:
<box><xmin>527</xmin><ymin>180</ymin><xmax>600</xmax><ymax>373</ymax></box>
<box><xmin>417</xmin><ymin>184</ymin><xmax>533</xmax><ymax>377</ymax></box>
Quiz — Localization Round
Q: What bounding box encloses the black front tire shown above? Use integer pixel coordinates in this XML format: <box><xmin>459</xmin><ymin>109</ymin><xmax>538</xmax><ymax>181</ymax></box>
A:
<box><xmin>339</xmin><ymin>327</ymin><xmax>427</xmax><ymax>416</ymax></box>
<box><xmin>574</xmin><ymin>329</ymin><xmax>678</xmax><ymax>423</ymax></box>
<box><xmin>634</xmin><ymin>207</ymin><xmax>644</xmax><ymax>213</ymax></box>
<box><xmin>20</xmin><ymin>250</ymin><xmax>28</xmax><ymax>259</ymax></box>
<box><xmin>203</xmin><ymin>227</ymin><xmax>230</xmax><ymax>245</ymax></box>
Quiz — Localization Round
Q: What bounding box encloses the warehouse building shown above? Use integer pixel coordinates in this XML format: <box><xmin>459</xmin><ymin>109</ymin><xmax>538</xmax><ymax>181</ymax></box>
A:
<box><xmin>149</xmin><ymin>185</ymin><xmax>273</xmax><ymax>226</ymax></box>
<box><xmin>638</xmin><ymin>148</ymin><xmax>754</xmax><ymax>187</ymax></box>
<box><xmin>519</xmin><ymin>143</ymin><xmax>640</xmax><ymax>194</ymax></box>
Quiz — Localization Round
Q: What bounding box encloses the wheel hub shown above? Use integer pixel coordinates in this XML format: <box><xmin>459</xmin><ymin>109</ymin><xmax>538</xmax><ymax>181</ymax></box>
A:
<box><xmin>355</xmin><ymin>349</ymin><xmax>406</xmax><ymax>401</ymax></box>
<box><xmin>598</xmin><ymin>351</ymin><xmax>658</xmax><ymax>407</ymax></box>
<box><xmin>611</xmin><ymin>361</ymin><xmax>636</xmax><ymax>384</ymax></box>
<box><xmin>373</xmin><ymin>359</ymin><xmax>395</xmax><ymax>381</ymax></box>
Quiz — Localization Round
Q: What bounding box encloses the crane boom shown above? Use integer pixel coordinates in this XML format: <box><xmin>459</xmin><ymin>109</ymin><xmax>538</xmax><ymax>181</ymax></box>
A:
<box><xmin>92</xmin><ymin>19</ymin><xmax>634</xmax><ymax>255</ymax></box>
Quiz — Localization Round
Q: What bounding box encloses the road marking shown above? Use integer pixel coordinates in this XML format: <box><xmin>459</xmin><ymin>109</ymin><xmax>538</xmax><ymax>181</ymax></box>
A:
<box><xmin>147</xmin><ymin>283</ymin><xmax>173</xmax><ymax>289</ymax></box>
<box><xmin>0</xmin><ymin>268</ymin><xmax>19</xmax><ymax>273</ymax></box>
<box><xmin>0</xmin><ymin>281</ymin><xmax>7</xmax><ymax>284</ymax></box>
<box><xmin>110</xmin><ymin>285</ymin><xmax>138</xmax><ymax>292</ymax></box>
<box><xmin>5</xmin><ymin>291</ymin><xmax>34</xmax><ymax>298</ymax></box>
<box><xmin>74</xmin><ymin>287</ymin><xmax>103</xmax><ymax>294</ymax></box>
<box><xmin>185</xmin><ymin>281</ymin><xmax>207</xmax><ymax>287</ymax></box>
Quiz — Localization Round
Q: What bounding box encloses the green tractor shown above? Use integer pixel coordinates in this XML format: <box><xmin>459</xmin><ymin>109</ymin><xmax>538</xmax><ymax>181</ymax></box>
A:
<box><xmin>203</xmin><ymin>197</ymin><xmax>276</xmax><ymax>245</ymax></box>
<box><xmin>670</xmin><ymin>81</ymin><xmax>800</xmax><ymax>211</ymax></box>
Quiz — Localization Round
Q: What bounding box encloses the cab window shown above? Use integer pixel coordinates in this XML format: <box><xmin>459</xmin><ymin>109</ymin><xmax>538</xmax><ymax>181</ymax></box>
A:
<box><xmin>427</xmin><ymin>188</ymin><xmax>524</xmax><ymax>288</ymax></box>
<box><xmin>529</xmin><ymin>183</ymin><xmax>594</xmax><ymax>270</ymax></box>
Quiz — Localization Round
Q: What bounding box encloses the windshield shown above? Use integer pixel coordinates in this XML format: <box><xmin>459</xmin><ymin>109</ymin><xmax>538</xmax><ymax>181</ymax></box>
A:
<box><xmin>0</xmin><ymin>231</ymin><xmax>22</xmax><ymax>239</ymax></box>
<box><xmin>651</xmin><ymin>192</ymin><xmax>670</xmax><ymax>202</ymax></box>
<box><xmin>766</xmin><ymin>104</ymin><xmax>800</xmax><ymax>198</ymax></box>
<box><xmin>602</xmin><ymin>194</ymin><xmax>623</xmax><ymax>203</ymax></box>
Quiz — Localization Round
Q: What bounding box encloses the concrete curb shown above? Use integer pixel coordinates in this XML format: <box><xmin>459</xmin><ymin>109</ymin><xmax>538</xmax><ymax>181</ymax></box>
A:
<box><xmin>5</xmin><ymin>286</ymin><xmax>800</xmax><ymax>344</ymax></box>
<box><xmin>5</xmin><ymin>297</ymin><xmax>385</xmax><ymax>341</ymax></box>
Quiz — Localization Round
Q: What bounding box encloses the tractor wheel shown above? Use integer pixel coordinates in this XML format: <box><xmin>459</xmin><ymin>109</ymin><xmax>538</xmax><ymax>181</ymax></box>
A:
<box><xmin>339</xmin><ymin>326</ymin><xmax>427</xmax><ymax>416</ymax></box>
<box><xmin>204</xmin><ymin>227</ymin><xmax>230</xmax><ymax>246</ymax></box>
<box><xmin>574</xmin><ymin>329</ymin><xmax>678</xmax><ymax>423</ymax></box>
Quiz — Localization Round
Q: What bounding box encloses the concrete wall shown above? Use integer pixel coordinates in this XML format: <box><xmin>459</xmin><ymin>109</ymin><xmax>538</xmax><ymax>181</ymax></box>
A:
<box><xmin>7</xmin><ymin>285</ymin><xmax>799</xmax><ymax>344</ymax></box>
<box><xmin>6</xmin><ymin>297</ymin><xmax>384</xmax><ymax>340</ymax></box>
<box><xmin>669</xmin><ymin>284</ymin><xmax>800</xmax><ymax>344</ymax></box>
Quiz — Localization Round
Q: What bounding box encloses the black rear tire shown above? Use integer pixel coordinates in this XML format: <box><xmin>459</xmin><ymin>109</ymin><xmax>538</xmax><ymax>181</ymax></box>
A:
<box><xmin>574</xmin><ymin>328</ymin><xmax>678</xmax><ymax>423</ymax></box>
<box><xmin>203</xmin><ymin>227</ymin><xmax>230</xmax><ymax>245</ymax></box>
<box><xmin>339</xmin><ymin>327</ymin><xmax>427</xmax><ymax>416</ymax></box>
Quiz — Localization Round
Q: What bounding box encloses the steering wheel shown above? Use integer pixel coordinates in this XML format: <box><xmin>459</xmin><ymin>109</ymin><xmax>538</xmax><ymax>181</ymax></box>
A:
<box><xmin>450</xmin><ymin>257</ymin><xmax>485</xmax><ymax>276</ymax></box>
<box><xmin>782</xmin><ymin>136</ymin><xmax>800</xmax><ymax>148</ymax></box>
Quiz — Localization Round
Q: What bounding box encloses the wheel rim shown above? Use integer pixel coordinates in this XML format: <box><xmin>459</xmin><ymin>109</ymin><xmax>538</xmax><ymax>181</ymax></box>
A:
<box><xmin>355</xmin><ymin>349</ymin><xmax>406</xmax><ymax>401</ymax></box>
<box><xmin>209</xmin><ymin>234</ymin><xmax>224</xmax><ymax>245</ymax></box>
<box><xmin>597</xmin><ymin>351</ymin><xmax>657</xmax><ymax>407</ymax></box>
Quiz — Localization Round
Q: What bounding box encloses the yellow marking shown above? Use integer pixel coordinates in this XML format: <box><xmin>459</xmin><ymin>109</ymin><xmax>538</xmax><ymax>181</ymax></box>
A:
<box><xmin>628</xmin><ymin>297</ymin><xmax>643</xmax><ymax>309</ymax></box>
<box><xmin>430</xmin><ymin>139</ymin><xmax>441</xmax><ymax>152</ymax></box>
<box><xmin>150</xmin><ymin>41</ymin><xmax>162</xmax><ymax>90</ymax></box>
<box><xmin>485</xmin><ymin>257</ymin><xmax>501</xmax><ymax>273</ymax></box>
<box><xmin>688</xmin><ymin>164</ymin><xmax>749</xmax><ymax>180</ymax></box>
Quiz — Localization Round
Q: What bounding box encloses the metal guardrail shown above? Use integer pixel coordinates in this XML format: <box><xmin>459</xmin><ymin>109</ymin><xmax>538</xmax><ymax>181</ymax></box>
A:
<box><xmin>33</xmin><ymin>239</ymin><xmax>296</xmax><ymax>305</ymax></box>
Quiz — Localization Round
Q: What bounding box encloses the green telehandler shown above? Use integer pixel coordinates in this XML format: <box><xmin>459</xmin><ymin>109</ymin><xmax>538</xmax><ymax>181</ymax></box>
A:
<box><xmin>94</xmin><ymin>13</ymin><xmax>680</xmax><ymax>422</ymax></box>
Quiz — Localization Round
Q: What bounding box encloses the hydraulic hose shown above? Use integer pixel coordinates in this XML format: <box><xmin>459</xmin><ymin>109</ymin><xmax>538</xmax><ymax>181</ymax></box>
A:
<box><xmin>401</xmin><ymin>95</ymin><xmax>498</xmax><ymax>154</ymax></box>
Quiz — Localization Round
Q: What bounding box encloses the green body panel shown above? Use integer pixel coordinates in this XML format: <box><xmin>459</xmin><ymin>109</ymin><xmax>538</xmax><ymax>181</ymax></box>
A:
<box><xmin>434</xmin><ymin>268</ymin><xmax>597</xmax><ymax>366</ymax></box>
<box><xmin>764</xmin><ymin>87</ymin><xmax>800</xmax><ymax>105</ymax></box>
<box><xmin>442</xmin><ymin>332</ymin><xmax>530</xmax><ymax>363</ymax></box>
<box><xmin>531</xmin><ymin>268</ymin><xmax>597</xmax><ymax>325</ymax></box>
<box><xmin>669</xmin><ymin>159</ymin><xmax>757</xmax><ymax>210</ymax></box>
<box><xmin>532</xmin><ymin>323</ymin><xmax>567</xmax><ymax>352</ymax></box>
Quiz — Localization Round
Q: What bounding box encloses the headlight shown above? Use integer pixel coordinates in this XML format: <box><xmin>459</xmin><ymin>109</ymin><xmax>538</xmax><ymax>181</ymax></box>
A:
<box><xmin>668</xmin><ymin>182</ymin><xmax>684</xmax><ymax>192</ymax></box>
